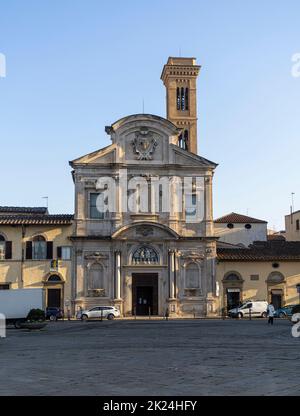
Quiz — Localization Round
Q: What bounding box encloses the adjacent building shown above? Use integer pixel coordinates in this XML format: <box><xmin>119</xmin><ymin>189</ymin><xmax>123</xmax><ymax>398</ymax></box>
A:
<box><xmin>216</xmin><ymin>239</ymin><xmax>300</xmax><ymax>311</ymax></box>
<box><xmin>285</xmin><ymin>210</ymin><xmax>300</xmax><ymax>241</ymax></box>
<box><xmin>214</xmin><ymin>212</ymin><xmax>267</xmax><ymax>247</ymax></box>
<box><xmin>0</xmin><ymin>207</ymin><xmax>73</xmax><ymax>309</ymax></box>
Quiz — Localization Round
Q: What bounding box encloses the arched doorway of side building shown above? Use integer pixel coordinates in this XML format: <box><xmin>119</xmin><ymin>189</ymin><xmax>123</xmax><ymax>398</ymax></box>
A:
<box><xmin>222</xmin><ymin>272</ymin><xmax>244</xmax><ymax>311</ymax></box>
<box><xmin>267</xmin><ymin>272</ymin><xmax>285</xmax><ymax>310</ymax></box>
<box><xmin>45</xmin><ymin>274</ymin><xmax>64</xmax><ymax>308</ymax></box>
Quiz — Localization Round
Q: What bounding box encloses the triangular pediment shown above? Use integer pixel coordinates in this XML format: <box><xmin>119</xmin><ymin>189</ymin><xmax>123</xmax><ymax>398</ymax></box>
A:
<box><xmin>171</xmin><ymin>145</ymin><xmax>218</xmax><ymax>168</ymax></box>
<box><xmin>70</xmin><ymin>144</ymin><xmax>116</xmax><ymax>166</ymax></box>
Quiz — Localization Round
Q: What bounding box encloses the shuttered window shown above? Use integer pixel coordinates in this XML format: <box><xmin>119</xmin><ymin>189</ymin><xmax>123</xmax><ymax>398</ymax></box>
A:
<box><xmin>0</xmin><ymin>235</ymin><xmax>5</xmax><ymax>260</ymax></box>
<box><xmin>27</xmin><ymin>236</ymin><xmax>53</xmax><ymax>260</ymax></box>
<box><xmin>57</xmin><ymin>246</ymin><xmax>71</xmax><ymax>260</ymax></box>
<box><xmin>0</xmin><ymin>236</ymin><xmax>12</xmax><ymax>260</ymax></box>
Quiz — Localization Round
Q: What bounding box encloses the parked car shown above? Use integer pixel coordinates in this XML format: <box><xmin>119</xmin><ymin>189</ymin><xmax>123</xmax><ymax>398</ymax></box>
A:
<box><xmin>80</xmin><ymin>306</ymin><xmax>120</xmax><ymax>321</ymax></box>
<box><xmin>228</xmin><ymin>301</ymin><xmax>268</xmax><ymax>318</ymax></box>
<box><xmin>46</xmin><ymin>307</ymin><xmax>63</xmax><ymax>321</ymax></box>
<box><xmin>290</xmin><ymin>305</ymin><xmax>300</xmax><ymax>323</ymax></box>
<box><xmin>274</xmin><ymin>305</ymin><xmax>298</xmax><ymax>318</ymax></box>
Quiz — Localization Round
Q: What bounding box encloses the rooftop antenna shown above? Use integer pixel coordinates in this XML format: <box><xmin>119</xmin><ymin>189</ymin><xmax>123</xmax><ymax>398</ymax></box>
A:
<box><xmin>142</xmin><ymin>99</ymin><xmax>145</xmax><ymax>114</ymax></box>
<box><xmin>42</xmin><ymin>196</ymin><xmax>48</xmax><ymax>209</ymax></box>
<box><xmin>291</xmin><ymin>192</ymin><xmax>295</xmax><ymax>224</ymax></box>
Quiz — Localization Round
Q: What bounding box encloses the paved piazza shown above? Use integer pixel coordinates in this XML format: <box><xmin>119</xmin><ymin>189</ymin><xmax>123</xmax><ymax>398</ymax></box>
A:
<box><xmin>0</xmin><ymin>319</ymin><xmax>299</xmax><ymax>396</ymax></box>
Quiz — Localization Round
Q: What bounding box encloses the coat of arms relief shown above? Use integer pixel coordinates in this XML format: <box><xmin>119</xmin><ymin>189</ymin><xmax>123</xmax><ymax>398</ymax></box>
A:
<box><xmin>131</xmin><ymin>127</ymin><xmax>158</xmax><ymax>160</ymax></box>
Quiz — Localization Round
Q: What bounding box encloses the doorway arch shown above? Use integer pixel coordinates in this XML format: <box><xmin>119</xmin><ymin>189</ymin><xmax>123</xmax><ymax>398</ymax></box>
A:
<box><xmin>267</xmin><ymin>272</ymin><xmax>285</xmax><ymax>309</ymax></box>
<box><xmin>222</xmin><ymin>271</ymin><xmax>244</xmax><ymax>311</ymax></box>
<box><xmin>45</xmin><ymin>274</ymin><xmax>64</xmax><ymax>308</ymax></box>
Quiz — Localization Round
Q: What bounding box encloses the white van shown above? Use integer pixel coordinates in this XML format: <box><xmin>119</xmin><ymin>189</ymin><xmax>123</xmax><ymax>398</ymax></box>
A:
<box><xmin>228</xmin><ymin>301</ymin><xmax>268</xmax><ymax>318</ymax></box>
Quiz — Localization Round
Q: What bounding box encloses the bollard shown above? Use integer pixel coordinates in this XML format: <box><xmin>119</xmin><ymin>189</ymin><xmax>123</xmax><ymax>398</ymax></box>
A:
<box><xmin>134</xmin><ymin>307</ymin><xmax>137</xmax><ymax>320</ymax></box>
<box><xmin>249</xmin><ymin>308</ymin><xmax>252</xmax><ymax>321</ymax></box>
<box><xmin>101</xmin><ymin>308</ymin><xmax>103</xmax><ymax>322</ymax></box>
<box><xmin>149</xmin><ymin>307</ymin><xmax>151</xmax><ymax>319</ymax></box>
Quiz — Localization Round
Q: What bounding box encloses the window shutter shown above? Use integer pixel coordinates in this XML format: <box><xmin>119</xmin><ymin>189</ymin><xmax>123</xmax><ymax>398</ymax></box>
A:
<box><xmin>5</xmin><ymin>241</ymin><xmax>12</xmax><ymax>259</ymax></box>
<box><xmin>47</xmin><ymin>242</ymin><xmax>53</xmax><ymax>260</ymax></box>
<box><xmin>57</xmin><ymin>246</ymin><xmax>62</xmax><ymax>259</ymax></box>
<box><xmin>26</xmin><ymin>241</ymin><xmax>32</xmax><ymax>260</ymax></box>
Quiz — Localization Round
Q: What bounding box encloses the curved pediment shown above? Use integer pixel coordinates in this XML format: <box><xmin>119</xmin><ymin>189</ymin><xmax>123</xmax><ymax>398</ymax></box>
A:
<box><xmin>105</xmin><ymin>114</ymin><xmax>181</xmax><ymax>165</ymax></box>
<box><xmin>106</xmin><ymin>114</ymin><xmax>180</xmax><ymax>136</ymax></box>
<box><xmin>112</xmin><ymin>221</ymin><xmax>179</xmax><ymax>240</ymax></box>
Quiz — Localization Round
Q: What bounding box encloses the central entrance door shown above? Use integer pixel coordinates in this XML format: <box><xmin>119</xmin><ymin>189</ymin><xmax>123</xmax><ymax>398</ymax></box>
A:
<box><xmin>132</xmin><ymin>273</ymin><xmax>158</xmax><ymax>316</ymax></box>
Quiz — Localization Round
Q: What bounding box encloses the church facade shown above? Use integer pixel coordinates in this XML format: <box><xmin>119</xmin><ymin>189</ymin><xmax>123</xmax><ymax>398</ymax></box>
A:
<box><xmin>70</xmin><ymin>57</ymin><xmax>219</xmax><ymax>317</ymax></box>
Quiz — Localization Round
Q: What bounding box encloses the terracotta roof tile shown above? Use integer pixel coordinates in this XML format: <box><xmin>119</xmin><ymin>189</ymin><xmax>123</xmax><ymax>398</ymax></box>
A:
<box><xmin>267</xmin><ymin>234</ymin><xmax>286</xmax><ymax>241</ymax></box>
<box><xmin>217</xmin><ymin>241</ymin><xmax>300</xmax><ymax>261</ymax></box>
<box><xmin>0</xmin><ymin>206</ymin><xmax>48</xmax><ymax>215</ymax></box>
<box><xmin>214</xmin><ymin>212</ymin><xmax>267</xmax><ymax>224</ymax></box>
<box><xmin>0</xmin><ymin>214</ymin><xmax>74</xmax><ymax>225</ymax></box>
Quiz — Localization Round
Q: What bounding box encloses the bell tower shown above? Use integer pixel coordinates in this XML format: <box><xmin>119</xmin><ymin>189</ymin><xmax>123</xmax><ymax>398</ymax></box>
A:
<box><xmin>161</xmin><ymin>57</ymin><xmax>201</xmax><ymax>154</ymax></box>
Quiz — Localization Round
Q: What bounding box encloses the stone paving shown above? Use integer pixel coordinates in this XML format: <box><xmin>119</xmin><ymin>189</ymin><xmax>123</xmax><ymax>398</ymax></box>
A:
<box><xmin>0</xmin><ymin>319</ymin><xmax>299</xmax><ymax>396</ymax></box>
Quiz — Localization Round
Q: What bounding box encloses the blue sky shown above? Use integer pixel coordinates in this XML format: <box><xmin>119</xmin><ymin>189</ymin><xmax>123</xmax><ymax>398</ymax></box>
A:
<box><xmin>0</xmin><ymin>0</ymin><xmax>299</xmax><ymax>230</ymax></box>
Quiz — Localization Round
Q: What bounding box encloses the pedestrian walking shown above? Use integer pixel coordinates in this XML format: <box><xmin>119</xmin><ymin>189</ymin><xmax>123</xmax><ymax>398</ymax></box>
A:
<box><xmin>267</xmin><ymin>302</ymin><xmax>275</xmax><ymax>325</ymax></box>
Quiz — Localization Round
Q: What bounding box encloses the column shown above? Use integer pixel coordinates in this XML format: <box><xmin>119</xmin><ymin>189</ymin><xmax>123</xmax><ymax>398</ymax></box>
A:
<box><xmin>204</xmin><ymin>175</ymin><xmax>213</xmax><ymax>236</ymax></box>
<box><xmin>169</xmin><ymin>250</ymin><xmax>175</xmax><ymax>299</ymax></box>
<box><xmin>115</xmin><ymin>251</ymin><xmax>121</xmax><ymax>300</ymax></box>
<box><xmin>75</xmin><ymin>250</ymin><xmax>84</xmax><ymax>298</ymax></box>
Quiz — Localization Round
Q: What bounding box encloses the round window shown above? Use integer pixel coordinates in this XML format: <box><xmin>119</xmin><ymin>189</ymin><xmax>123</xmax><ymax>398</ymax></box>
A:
<box><xmin>227</xmin><ymin>223</ymin><xmax>234</xmax><ymax>229</ymax></box>
<box><xmin>272</xmin><ymin>262</ymin><xmax>280</xmax><ymax>269</ymax></box>
<box><xmin>245</xmin><ymin>224</ymin><xmax>252</xmax><ymax>229</ymax></box>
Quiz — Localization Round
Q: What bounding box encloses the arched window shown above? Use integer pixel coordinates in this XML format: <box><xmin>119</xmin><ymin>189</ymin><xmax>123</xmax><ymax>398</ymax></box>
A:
<box><xmin>0</xmin><ymin>235</ymin><xmax>5</xmax><ymax>260</ymax></box>
<box><xmin>177</xmin><ymin>87</ymin><xmax>189</xmax><ymax>111</ymax></box>
<box><xmin>181</xmin><ymin>87</ymin><xmax>185</xmax><ymax>110</ymax></box>
<box><xmin>32</xmin><ymin>235</ymin><xmax>47</xmax><ymax>260</ymax></box>
<box><xmin>178</xmin><ymin>134</ymin><xmax>183</xmax><ymax>148</ymax></box>
<box><xmin>267</xmin><ymin>272</ymin><xmax>284</xmax><ymax>284</ymax></box>
<box><xmin>184</xmin><ymin>130</ymin><xmax>189</xmax><ymax>150</ymax></box>
<box><xmin>88</xmin><ymin>263</ymin><xmax>104</xmax><ymax>290</ymax></box>
<box><xmin>176</xmin><ymin>87</ymin><xmax>180</xmax><ymax>110</ymax></box>
<box><xmin>178</xmin><ymin>133</ymin><xmax>183</xmax><ymax>148</ymax></box>
<box><xmin>48</xmin><ymin>274</ymin><xmax>62</xmax><ymax>282</ymax></box>
<box><xmin>224</xmin><ymin>273</ymin><xmax>241</xmax><ymax>281</ymax></box>
<box><xmin>185</xmin><ymin>263</ymin><xmax>200</xmax><ymax>289</ymax></box>
<box><xmin>132</xmin><ymin>246</ymin><xmax>159</xmax><ymax>265</ymax></box>
<box><xmin>185</xmin><ymin>88</ymin><xmax>189</xmax><ymax>110</ymax></box>
<box><xmin>178</xmin><ymin>130</ymin><xmax>189</xmax><ymax>150</ymax></box>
